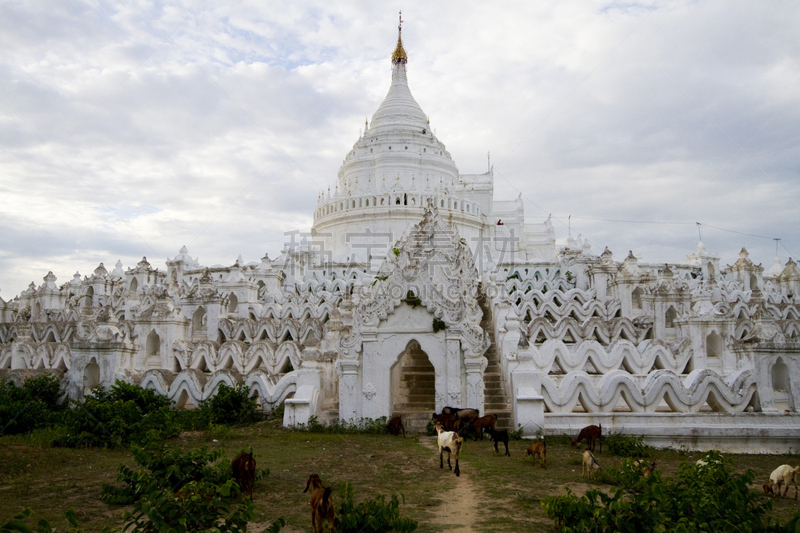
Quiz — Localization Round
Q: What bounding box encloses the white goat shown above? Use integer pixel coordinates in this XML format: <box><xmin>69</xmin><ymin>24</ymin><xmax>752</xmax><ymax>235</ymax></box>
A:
<box><xmin>764</xmin><ymin>465</ymin><xmax>800</xmax><ymax>499</ymax></box>
<box><xmin>582</xmin><ymin>449</ymin><xmax>601</xmax><ymax>479</ymax></box>
<box><xmin>434</xmin><ymin>422</ymin><xmax>464</xmax><ymax>477</ymax></box>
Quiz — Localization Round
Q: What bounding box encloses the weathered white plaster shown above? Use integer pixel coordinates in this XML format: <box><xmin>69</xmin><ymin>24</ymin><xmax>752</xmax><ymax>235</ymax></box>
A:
<box><xmin>0</xmin><ymin>27</ymin><xmax>798</xmax><ymax>452</ymax></box>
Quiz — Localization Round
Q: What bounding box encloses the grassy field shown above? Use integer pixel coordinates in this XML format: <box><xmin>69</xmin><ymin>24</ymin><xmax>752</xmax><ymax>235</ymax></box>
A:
<box><xmin>1</xmin><ymin>422</ymin><xmax>799</xmax><ymax>532</ymax></box>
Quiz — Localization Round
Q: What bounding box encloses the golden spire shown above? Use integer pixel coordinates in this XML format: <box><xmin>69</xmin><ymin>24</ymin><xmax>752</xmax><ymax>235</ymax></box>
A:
<box><xmin>391</xmin><ymin>11</ymin><xmax>407</xmax><ymax>65</ymax></box>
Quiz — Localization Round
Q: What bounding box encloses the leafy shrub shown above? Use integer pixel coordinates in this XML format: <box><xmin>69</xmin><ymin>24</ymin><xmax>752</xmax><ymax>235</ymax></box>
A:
<box><xmin>543</xmin><ymin>451</ymin><xmax>800</xmax><ymax>533</ymax></box>
<box><xmin>53</xmin><ymin>381</ymin><xmax>179</xmax><ymax>448</ymax></box>
<box><xmin>335</xmin><ymin>482</ymin><xmax>417</xmax><ymax>533</ymax></box>
<box><xmin>508</xmin><ymin>428</ymin><xmax>524</xmax><ymax>441</ymax></box>
<box><xmin>0</xmin><ymin>374</ymin><xmax>65</xmax><ymax>435</ymax></box>
<box><xmin>606</xmin><ymin>433</ymin><xmax>650</xmax><ymax>457</ymax></box>
<box><xmin>121</xmin><ymin>478</ymin><xmax>258</xmax><ymax>533</ymax></box>
<box><xmin>198</xmin><ymin>383</ymin><xmax>258</xmax><ymax>426</ymax></box>
<box><xmin>425</xmin><ymin>419</ymin><xmax>437</xmax><ymax>436</ymax></box>
<box><xmin>102</xmin><ymin>445</ymin><xmax>235</xmax><ymax>504</ymax></box>
<box><xmin>103</xmin><ymin>445</ymin><xmax>282</xmax><ymax>533</ymax></box>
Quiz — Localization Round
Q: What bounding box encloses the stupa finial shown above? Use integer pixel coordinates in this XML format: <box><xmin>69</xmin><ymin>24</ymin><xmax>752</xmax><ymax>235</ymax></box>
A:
<box><xmin>392</xmin><ymin>11</ymin><xmax>407</xmax><ymax>65</ymax></box>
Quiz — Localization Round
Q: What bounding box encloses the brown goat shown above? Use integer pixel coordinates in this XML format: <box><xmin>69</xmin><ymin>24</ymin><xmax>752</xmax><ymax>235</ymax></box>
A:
<box><xmin>386</xmin><ymin>415</ymin><xmax>406</xmax><ymax>437</ymax></box>
<box><xmin>526</xmin><ymin>440</ymin><xmax>547</xmax><ymax>469</ymax></box>
<box><xmin>468</xmin><ymin>414</ymin><xmax>498</xmax><ymax>440</ymax></box>
<box><xmin>571</xmin><ymin>424</ymin><xmax>602</xmax><ymax>453</ymax></box>
<box><xmin>634</xmin><ymin>459</ymin><xmax>657</xmax><ymax>477</ymax></box>
<box><xmin>231</xmin><ymin>451</ymin><xmax>256</xmax><ymax>498</ymax></box>
<box><xmin>431</xmin><ymin>412</ymin><xmax>457</xmax><ymax>431</ymax></box>
<box><xmin>442</xmin><ymin>406</ymin><xmax>480</xmax><ymax>427</ymax></box>
<box><xmin>303</xmin><ymin>474</ymin><xmax>335</xmax><ymax>533</ymax></box>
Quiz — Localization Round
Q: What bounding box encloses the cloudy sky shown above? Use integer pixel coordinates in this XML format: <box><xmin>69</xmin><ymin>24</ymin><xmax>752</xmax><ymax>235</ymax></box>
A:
<box><xmin>1</xmin><ymin>1</ymin><xmax>798</xmax><ymax>298</ymax></box>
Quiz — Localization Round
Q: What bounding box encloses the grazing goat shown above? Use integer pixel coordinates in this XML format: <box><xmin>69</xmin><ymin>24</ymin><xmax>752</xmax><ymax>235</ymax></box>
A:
<box><xmin>231</xmin><ymin>451</ymin><xmax>256</xmax><ymax>498</ymax></box>
<box><xmin>526</xmin><ymin>440</ymin><xmax>546</xmax><ymax>468</ymax></box>
<box><xmin>764</xmin><ymin>465</ymin><xmax>800</xmax><ymax>499</ymax></box>
<box><xmin>571</xmin><ymin>424</ymin><xmax>602</xmax><ymax>453</ymax></box>
<box><xmin>432</xmin><ymin>412</ymin><xmax>457</xmax><ymax>431</ymax></box>
<box><xmin>484</xmin><ymin>427</ymin><xmax>510</xmax><ymax>456</ymax></box>
<box><xmin>468</xmin><ymin>414</ymin><xmax>498</xmax><ymax>441</ymax></box>
<box><xmin>386</xmin><ymin>415</ymin><xmax>406</xmax><ymax>437</ymax></box>
<box><xmin>582</xmin><ymin>450</ymin><xmax>601</xmax><ymax>479</ymax></box>
<box><xmin>442</xmin><ymin>406</ymin><xmax>480</xmax><ymax>429</ymax></box>
<box><xmin>634</xmin><ymin>459</ymin><xmax>657</xmax><ymax>477</ymax></box>
<box><xmin>303</xmin><ymin>474</ymin><xmax>335</xmax><ymax>533</ymax></box>
<box><xmin>434</xmin><ymin>422</ymin><xmax>464</xmax><ymax>476</ymax></box>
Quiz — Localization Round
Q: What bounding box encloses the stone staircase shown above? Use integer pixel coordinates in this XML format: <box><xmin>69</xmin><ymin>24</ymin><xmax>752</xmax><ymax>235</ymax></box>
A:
<box><xmin>478</xmin><ymin>283</ymin><xmax>514</xmax><ymax>430</ymax></box>
<box><xmin>392</xmin><ymin>342</ymin><xmax>436</xmax><ymax>433</ymax></box>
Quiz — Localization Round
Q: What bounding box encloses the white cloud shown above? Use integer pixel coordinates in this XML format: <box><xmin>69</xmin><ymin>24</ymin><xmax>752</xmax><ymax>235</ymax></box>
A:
<box><xmin>0</xmin><ymin>0</ymin><xmax>798</xmax><ymax>297</ymax></box>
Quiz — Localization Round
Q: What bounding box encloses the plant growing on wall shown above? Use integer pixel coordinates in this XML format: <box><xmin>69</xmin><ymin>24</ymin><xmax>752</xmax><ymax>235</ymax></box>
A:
<box><xmin>432</xmin><ymin>318</ymin><xmax>446</xmax><ymax>333</ymax></box>
<box><xmin>402</xmin><ymin>290</ymin><xmax>422</xmax><ymax>307</ymax></box>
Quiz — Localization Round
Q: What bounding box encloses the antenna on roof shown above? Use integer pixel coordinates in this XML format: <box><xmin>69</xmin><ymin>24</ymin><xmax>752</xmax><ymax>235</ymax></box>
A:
<box><xmin>775</xmin><ymin>237</ymin><xmax>781</xmax><ymax>255</ymax></box>
<box><xmin>488</xmin><ymin>151</ymin><xmax>491</xmax><ymax>172</ymax></box>
<box><xmin>696</xmin><ymin>222</ymin><xmax>702</xmax><ymax>242</ymax></box>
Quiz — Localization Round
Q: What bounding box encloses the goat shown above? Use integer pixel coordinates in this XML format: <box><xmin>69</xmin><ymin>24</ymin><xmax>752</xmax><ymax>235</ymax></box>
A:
<box><xmin>525</xmin><ymin>440</ymin><xmax>546</xmax><ymax>468</ymax></box>
<box><xmin>434</xmin><ymin>422</ymin><xmax>464</xmax><ymax>476</ymax></box>
<box><xmin>484</xmin><ymin>426</ymin><xmax>510</xmax><ymax>456</ymax></box>
<box><xmin>571</xmin><ymin>424</ymin><xmax>602</xmax><ymax>453</ymax></box>
<box><xmin>386</xmin><ymin>415</ymin><xmax>405</xmax><ymax>437</ymax></box>
<box><xmin>432</xmin><ymin>412</ymin><xmax>458</xmax><ymax>431</ymax></box>
<box><xmin>582</xmin><ymin>450</ymin><xmax>601</xmax><ymax>479</ymax></box>
<box><xmin>231</xmin><ymin>451</ymin><xmax>256</xmax><ymax>498</ymax></box>
<box><xmin>468</xmin><ymin>414</ymin><xmax>498</xmax><ymax>441</ymax></box>
<box><xmin>634</xmin><ymin>459</ymin><xmax>657</xmax><ymax>477</ymax></box>
<box><xmin>303</xmin><ymin>474</ymin><xmax>335</xmax><ymax>533</ymax></box>
<box><xmin>442</xmin><ymin>406</ymin><xmax>480</xmax><ymax>428</ymax></box>
<box><xmin>765</xmin><ymin>465</ymin><xmax>800</xmax><ymax>499</ymax></box>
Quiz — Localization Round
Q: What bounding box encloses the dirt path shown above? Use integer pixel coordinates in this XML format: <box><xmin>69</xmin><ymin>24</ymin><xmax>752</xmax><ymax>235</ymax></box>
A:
<box><xmin>419</xmin><ymin>436</ymin><xmax>480</xmax><ymax>532</ymax></box>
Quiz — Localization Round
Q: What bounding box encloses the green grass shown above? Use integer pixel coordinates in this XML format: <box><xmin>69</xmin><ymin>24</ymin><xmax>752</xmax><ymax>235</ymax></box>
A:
<box><xmin>1</xmin><ymin>424</ymin><xmax>799</xmax><ymax>532</ymax></box>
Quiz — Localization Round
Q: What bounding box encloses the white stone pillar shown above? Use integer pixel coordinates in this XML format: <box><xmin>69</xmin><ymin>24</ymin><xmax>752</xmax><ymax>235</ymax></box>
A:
<box><xmin>445</xmin><ymin>336</ymin><xmax>462</xmax><ymax>407</ymax></box>
<box><xmin>337</xmin><ymin>359</ymin><xmax>360</xmax><ymax>422</ymax></box>
<box><xmin>464</xmin><ymin>355</ymin><xmax>487</xmax><ymax>413</ymax></box>
<box><xmin>361</xmin><ymin>337</ymin><xmax>378</xmax><ymax>419</ymax></box>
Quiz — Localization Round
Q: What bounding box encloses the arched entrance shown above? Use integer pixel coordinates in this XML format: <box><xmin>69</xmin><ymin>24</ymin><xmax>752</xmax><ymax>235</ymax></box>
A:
<box><xmin>84</xmin><ymin>358</ymin><xmax>100</xmax><ymax>395</ymax></box>
<box><xmin>390</xmin><ymin>340</ymin><xmax>435</xmax><ymax>415</ymax></box>
<box><xmin>772</xmin><ymin>358</ymin><xmax>793</xmax><ymax>412</ymax></box>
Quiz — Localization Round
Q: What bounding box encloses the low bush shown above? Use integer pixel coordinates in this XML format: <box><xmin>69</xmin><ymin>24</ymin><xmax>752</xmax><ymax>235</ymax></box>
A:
<box><xmin>335</xmin><ymin>482</ymin><xmax>417</xmax><ymax>533</ymax></box>
<box><xmin>508</xmin><ymin>428</ymin><xmax>524</xmax><ymax>440</ymax></box>
<box><xmin>53</xmin><ymin>381</ymin><xmax>180</xmax><ymax>448</ymax></box>
<box><xmin>605</xmin><ymin>433</ymin><xmax>650</xmax><ymax>457</ymax></box>
<box><xmin>103</xmin><ymin>444</ymin><xmax>282</xmax><ymax>533</ymax></box>
<box><xmin>425</xmin><ymin>419</ymin><xmax>436</xmax><ymax>436</ymax></box>
<box><xmin>0</xmin><ymin>374</ymin><xmax>65</xmax><ymax>436</ymax></box>
<box><xmin>198</xmin><ymin>383</ymin><xmax>259</xmax><ymax>426</ymax></box>
<box><xmin>543</xmin><ymin>451</ymin><xmax>800</xmax><ymax>533</ymax></box>
<box><xmin>102</xmin><ymin>445</ymin><xmax>236</xmax><ymax>504</ymax></box>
